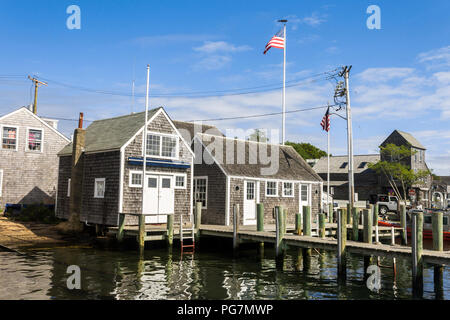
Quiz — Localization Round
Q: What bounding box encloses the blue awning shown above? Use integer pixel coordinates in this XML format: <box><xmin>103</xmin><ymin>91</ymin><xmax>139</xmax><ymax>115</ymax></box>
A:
<box><xmin>128</xmin><ymin>157</ymin><xmax>190</xmax><ymax>169</ymax></box>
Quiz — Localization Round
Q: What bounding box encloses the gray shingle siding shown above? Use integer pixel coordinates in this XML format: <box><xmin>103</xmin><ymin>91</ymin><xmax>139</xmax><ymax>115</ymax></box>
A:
<box><xmin>0</xmin><ymin>108</ymin><xmax>69</xmax><ymax>208</ymax></box>
<box><xmin>56</xmin><ymin>155</ymin><xmax>72</xmax><ymax>219</ymax></box>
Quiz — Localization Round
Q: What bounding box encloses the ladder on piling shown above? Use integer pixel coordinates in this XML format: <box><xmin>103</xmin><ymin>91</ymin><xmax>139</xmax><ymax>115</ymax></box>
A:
<box><xmin>180</xmin><ymin>214</ymin><xmax>195</xmax><ymax>255</ymax></box>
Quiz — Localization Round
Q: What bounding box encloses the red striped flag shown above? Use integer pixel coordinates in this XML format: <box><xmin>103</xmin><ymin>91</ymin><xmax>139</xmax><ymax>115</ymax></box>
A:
<box><xmin>320</xmin><ymin>107</ymin><xmax>330</xmax><ymax>132</ymax></box>
<box><xmin>263</xmin><ymin>28</ymin><xmax>285</xmax><ymax>54</ymax></box>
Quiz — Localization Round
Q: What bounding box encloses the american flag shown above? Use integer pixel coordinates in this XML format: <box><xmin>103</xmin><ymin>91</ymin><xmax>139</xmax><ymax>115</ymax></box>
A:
<box><xmin>263</xmin><ymin>28</ymin><xmax>285</xmax><ymax>54</ymax></box>
<box><xmin>320</xmin><ymin>106</ymin><xmax>330</xmax><ymax>132</ymax></box>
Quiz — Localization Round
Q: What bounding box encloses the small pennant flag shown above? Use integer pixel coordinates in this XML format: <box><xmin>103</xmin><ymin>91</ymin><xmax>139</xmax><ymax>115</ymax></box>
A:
<box><xmin>320</xmin><ymin>107</ymin><xmax>330</xmax><ymax>132</ymax></box>
<box><xmin>263</xmin><ymin>28</ymin><xmax>285</xmax><ymax>54</ymax></box>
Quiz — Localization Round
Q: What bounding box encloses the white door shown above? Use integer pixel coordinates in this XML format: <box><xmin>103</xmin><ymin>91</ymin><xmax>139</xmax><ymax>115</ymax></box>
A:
<box><xmin>157</xmin><ymin>175</ymin><xmax>174</xmax><ymax>222</ymax></box>
<box><xmin>144</xmin><ymin>175</ymin><xmax>159</xmax><ymax>224</ymax></box>
<box><xmin>243</xmin><ymin>180</ymin><xmax>257</xmax><ymax>225</ymax></box>
<box><xmin>143</xmin><ymin>174</ymin><xmax>174</xmax><ymax>224</ymax></box>
<box><xmin>299</xmin><ymin>183</ymin><xmax>311</xmax><ymax>215</ymax></box>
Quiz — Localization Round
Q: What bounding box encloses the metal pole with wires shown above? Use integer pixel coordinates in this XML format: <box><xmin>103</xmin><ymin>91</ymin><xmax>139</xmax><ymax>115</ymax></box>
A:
<box><xmin>141</xmin><ymin>65</ymin><xmax>150</xmax><ymax>219</ymax></box>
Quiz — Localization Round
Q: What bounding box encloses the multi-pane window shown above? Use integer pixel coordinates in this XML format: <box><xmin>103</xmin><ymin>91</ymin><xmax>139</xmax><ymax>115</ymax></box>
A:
<box><xmin>266</xmin><ymin>181</ymin><xmax>278</xmax><ymax>196</ymax></box>
<box><xmin>246</xmin><ymin>182</ymin><xmax>255</xmax><ymax>200</ymax></box>
<box><xmin>283</xmin><ymin>182</ymin><xmax>293</xmax><ymax>197</ymax></box>
<box><xmin>27</xmin><ymin>129</ymin><xmax>42</xmax><ymax>151</ymax></box>
<box><xmin>2</xmin><ymin>126</ymin><xmax>17</xmax><ymax>150</ymax></box>
<box><xmin>301</xmin><ymin>184</ymin><xmax>309</xmax><ymax>202</ymax></box>
<box><xmin>175</xmin><ymin>175</ymin><xmax>185</xmax><ymax>188</ymax></box>
<box><xmin>162</xmin><ymin>136</ymin><xmax>177</xmax><ymax>157</ymax></box>
<box><xmin>145</xmin><ymin>133</ymin><xmax>178</xmax><ymax>158</ymax></box>
<box><xmin>94</xmin><ymin>178</ymin><xmax>105</xmax><ymax>198</ymax></box>
<box><xmin>130</xmin><ymin>172</ymin><xmax>142</xmax><ymax>187</ymax></box>
<box><xmin>146</xmin><ymin>134</ymin><xmax>160</xmax><ymax>156</ymax></box>
<box><xmin>194</xmin><ymin>178</ymin><xmax>207</xmax><ymax>208</ymax></box>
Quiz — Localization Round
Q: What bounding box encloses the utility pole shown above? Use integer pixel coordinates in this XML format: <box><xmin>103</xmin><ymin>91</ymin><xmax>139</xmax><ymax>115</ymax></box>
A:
<box><xmin>28</xmin><ymin>76</ymin><xmax>47</xmax><ymax>114</ymax></box>
<box><xmin>343</xmin><ymin>66</ymin><xmax>355</xmax><ymax>211</ymax></box>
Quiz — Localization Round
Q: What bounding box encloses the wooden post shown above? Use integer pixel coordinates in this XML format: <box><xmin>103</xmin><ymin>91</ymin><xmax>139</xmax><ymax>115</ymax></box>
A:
<box><xmin>303</xmin><ymin>206</ymin><xmax>311</xmax><ymax>236</ymax></box>
<box><xmin>233</xmin><ymin>204</ymin><xmax>239</xmax><ymax>251</ymax></box>
<box><xmin>391</xmin><ymin>226</ymin><xmax>395</xmax><ymax>245</ymax></box>
<box><xmin>257</xmin><ymin>203</ymin><xmax>264</xmax><ymax>255</ymax></box>
<box><xmin>363</xmin><ymin>209</ymin><xmax>372</xmax><ymax>244</ymax></box>
<box><xmin>346</xmin><ymin>203</ymin><xmax>352</xmax><ymax>224</ymax></box>
<box><xmin>411</xmin><ymin>210</ymin><xmax>423</xmax><ymax>296</ymax></box>
<box><xmin>138</xmin><ymin>214</ymin><xmax>145</xmax><ymax>251</ymax></box>
<box><xmin>352</xmin><ymin>207</ymin><xmax>359</xmax><ymax>241</ymax></box>
<box><xmin>370</xmin><ymin>204</ymin><xmax>376</xmax><ymax>227</ymax></box>
<box><xmin>117</xmin><ymin>213</ymin><xmax>125</xmax><ymax>243</ymax></box>
<box><xmin>328</xmin><ymin>203</ymin><xmax>334</xmax><ymax>223</ymax></box>
<box><xmin>166</xmin><ymin>214</ymin><xmax>174</xmax><ymax>247</ymax></box>
<box><xmin>275</xmin><ymin>206</ymin><xmax>285</xmax><ymax>267</ymax></box>
<box><xmin>282</xmin><ymin>207</ymin><xmax>287</xmax><ymax>235</ymax></box>
<box><xmin>400</xmin><ymin>204</ymin><xmax>407</xmax><ymax>245</ymax></box>
<box><xmin>295</xmin><ymin>213</ymin><xmax>302</xmax><ymax>235</ymax></box>
<box><xmin>337</xmin><ymin>208</ymin><xmax>347</xmax><ymax>279</ymax></box>
<box><xmin>432</xmin><ymin>210</ymin><xmax>443</xmax><ymax>251</ymax></box>
<box><xmin>195</xmin><ymin>201</ymin><xmax>202</xmax><ymax>243</ymax></box>
<box><xmin>318</xmin><ymin>213</ymin><xmax>325</xmax><ymax>238</ymax></box>
<box><xmin>375</xmin><ymin>224</ymin><xmax>379</xmax><ymax>243</ymax></box>
<box><xmin>432</xmin><ymin>210</ymin><xmax>444</xmax><ymax>299</ymax></box>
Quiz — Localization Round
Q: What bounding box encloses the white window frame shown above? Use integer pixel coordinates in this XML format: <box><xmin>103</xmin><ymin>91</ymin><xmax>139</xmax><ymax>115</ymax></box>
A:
<box><xmin>129</xmin><ymin>171</ymin><xmax>143</xmax><ymax>188</ymax></box>
<box><xmin>26</xmin><ymin>127</ymin><xmax>44</xmax><ymax>153</ymax></box>
<box><xmin>67</xmin><ymin>178</ymin><xmax>71</xmax><ymax>197</ymax></box>
<box><xmin>174</xmin><ymin>174</ymin><xmax>187</xmax><ymax>189</ymax></box>
<box><xmin>143</xmin><ymin>131</ymin><xmax>179</xmax><ymax>160</ymax></box>
<box><xmin>94</xmin><ymin>178</ymin><xmax>106</xmax><ymax>198</ymax></box>
<box><xmin>282</xmin><ymin>181</ymin><xmax>294</xmax><ymax>198</ymax></box>
<box><xmin>265</xmin><ymin>180</ymin><xmax>278</xmax><ymax>197</ymax></box>
<box><xmin>194</xmin><ymin>176</ymin><xmax>208</xmax><ymax>209</ymax></box>
<box><xmin>0</xmin><ymin>169</ymin><xmax>3</xmax><ymax>197</ymax></box>
<box><xmin>1</xmin><ymin>125</ymin><xmax>19</xmax><ymax>151</ymax></box>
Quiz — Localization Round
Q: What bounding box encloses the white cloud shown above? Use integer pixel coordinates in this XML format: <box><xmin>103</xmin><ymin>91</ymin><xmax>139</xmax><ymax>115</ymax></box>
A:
<box><xmin>417</xmin><ymin>46</ymin><xmax>450</xmax><ymax>69</ymax></box>
<box><xmin>356</xmin><ymin>68</ymin><xmax>415</xmax><ymax>82</ymax></box>
<box><xmin>192</xmin><ymin>55</ymin><xmax>232</xmax><ymax>71</ymax></box>
<box><xmin>193</xmin><ymin>41</ymin><xmax>251</xmax><ymax>54</ymax></box>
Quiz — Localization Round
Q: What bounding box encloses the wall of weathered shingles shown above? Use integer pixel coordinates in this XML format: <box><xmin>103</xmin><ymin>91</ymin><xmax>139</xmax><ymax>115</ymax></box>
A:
<box><xmin>193</xmin><ymin>160</ymin><xmax>226</xmax><ymax>225</ymax></box>
<box><xmin>0</xmin><ymin>108</ymin><xmax>69</xmax><ymax>208</ymax></box>
<box><xmin>122</xmin><ymin>112</ymin><xmax>193</xmax><ymax>225</ymax></box>
<box><xmin>80</xmin><ymin>151</ymin><xmax>121</xmax><ymax>226</ymax></box>
<box><xmin>55</xmin><ymin>155</ymin><xmax>72</xmax><ymax>219</ymax></box>
<box><xmin>228</xmin><ymin>178</ymin><xmax>321</xmax><ymax>226</ymax></box>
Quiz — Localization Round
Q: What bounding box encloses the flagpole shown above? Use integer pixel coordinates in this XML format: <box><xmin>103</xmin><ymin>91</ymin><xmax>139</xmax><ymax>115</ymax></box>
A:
<box><xmin>327</xmin><ymin>126</ymin><xmax>330</xmax><ymax>213</ymax></box>
<box><xmin>141</xmin><ymin>65</ymin><xmax>150</xmax><ymax>216</ymax></box>
<box><xmin>282</xmin><ymin>22</ymin><xmax>286</xmax><ymax>145</ymax></box>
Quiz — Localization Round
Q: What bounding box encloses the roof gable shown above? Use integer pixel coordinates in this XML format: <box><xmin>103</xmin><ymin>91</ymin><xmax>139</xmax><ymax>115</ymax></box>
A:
<box><xmin>380</xmin><ymin>130</ymin><xmax>425</xmax><ymax>150</ymax></box>
<box><xmin>313</xmin><ymin>154</ymin><xmax>380</xmax><ymax>174</ymax></box>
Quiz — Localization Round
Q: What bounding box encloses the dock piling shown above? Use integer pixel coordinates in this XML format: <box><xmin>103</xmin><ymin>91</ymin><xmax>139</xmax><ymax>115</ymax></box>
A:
<box><xmin>138</xmin><ymin>214</ymin><xmax>145</xmax><ymax>251</ymax></box>
<box><xmin>329</xmin><ymin>203</ymin><xmax>334</xmax><ymax>223</ymax></box>
<box><xmin>318</xmin><ymin>213</ymin><xmax>325</xmax><ymax>238</ymax></box>
<box><xmin>352</xmin><ymin>207</ymin><xmax>359</xmax><ymax>241</ymax></box>
<box><xmin>295</xmin><ymin>213</ymin><xmax>302</xmax><ymax>235</ymax></box>
<box><xmin>337</xmin><ymin>208</ymin><xmax>347</xmax><ymax>280</ymax></box>
<box><xmin>117</xmin><ymin>213</ymin><xmax>125</xmax><ymax>243</ymax></box>
<box><xmin>257</xmin><ymin>203</ymin><xmax>264</xmax><ymax>255</ymax></box>
<box><xmin>411</xmin><ymin>210</ymin><xmax>423</xmax><ymax>297</ymax></box>
<box><xmin>390</xmin><ymin>226</ymin><xmax>395</xmax><ymax>245</ymax></box>
<box><xmin>275</xmin><ymin>206</ymin><xmax>285</xmax><ymax>267</ymax></box>
<box><xmin>432</xmin><ymin>210</ymin><xmax>444</xmax><ymax>299</ymax></box>
<box><xmin>303</xmin><ymin>206</ymin><xmax>311</xmax><ymax>236</ymax></box>
<box><xmin>346</xmin><ymin>203</ymin><xmax>352</xmax><ymax>224</ymax></box>
<box><xmin>363</xmin><ymin>209</ymin><xmax>372</xmax><ymax>244</ymax></box>
<box><xmin>233</xmin><ymin>204</ymin><xmax>239</xmax><ymax>251</ymax></box>
<box><xmin>400</xmin><ymin>204</ymin><xmax>407</xmax><ymax>245</ymax></box>
<box><xmin>167</xmin><ymin>214</ymin><xmax>174</xmax><ymax>247</ymax></box>
<box><xmin>195</xmin><ymin>201</ymin><xmax>202</xmax><ymax>243</ymax></box>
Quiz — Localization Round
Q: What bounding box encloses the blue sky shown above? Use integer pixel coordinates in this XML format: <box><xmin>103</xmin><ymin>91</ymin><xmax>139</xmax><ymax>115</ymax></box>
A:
<box><xmin>0</xmin><ymin>0</ymin><xmax>449</xmax><ymax>174</ymax></box>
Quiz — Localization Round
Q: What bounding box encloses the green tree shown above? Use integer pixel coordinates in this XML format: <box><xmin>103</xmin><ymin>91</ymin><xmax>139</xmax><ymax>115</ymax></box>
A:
<box><xmin>247</xmin><ymin>129</ymin><xmax>269</xmax><ymax>142</ymax></box>
<box><xmin>368</xmin><ymin>143</ymin><xmax>430</xmax><ymax>206</ymax></box>
<box><xmin>285</xmin><ymin>141</ymin><xmax>327</xmax><ymax>159</ymax></box>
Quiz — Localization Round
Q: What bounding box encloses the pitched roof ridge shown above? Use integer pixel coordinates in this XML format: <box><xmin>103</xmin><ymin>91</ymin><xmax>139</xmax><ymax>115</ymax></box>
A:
<box><xmin>199</xmin><ymin>132</ymin><xmax>283</xmax><ymax>147</ymax></box>
<box><xmin>90</xmin><ymin>107</ymin><xmax>161</xmax><ymax>123</ymax></box>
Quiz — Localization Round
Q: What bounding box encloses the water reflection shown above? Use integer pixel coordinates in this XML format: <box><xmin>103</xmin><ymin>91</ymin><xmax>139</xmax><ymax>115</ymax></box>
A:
<box><xmin>0</xmin><ymin>242</ymin><xmax>448</xmax><ymax>300</ymax></box>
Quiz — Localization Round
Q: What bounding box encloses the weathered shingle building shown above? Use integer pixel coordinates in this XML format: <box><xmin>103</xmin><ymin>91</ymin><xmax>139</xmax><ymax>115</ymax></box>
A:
<box><xmin>0</xmin><ymin>107</ymin><xmax>70</xmax><ymax>208</ymax></box>
<box><xmin>192</xmin><ymin>134</ymin><xmax>323</xmax><ymax>226</ymax></box>
<box><xmin>56</xmin><ymin>107</ymin><xmax>194</xmax><ymax>227</ymax></box>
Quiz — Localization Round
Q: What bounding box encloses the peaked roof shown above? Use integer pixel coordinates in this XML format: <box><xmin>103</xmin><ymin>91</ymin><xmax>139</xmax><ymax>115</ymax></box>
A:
<box><xmin>58</xmin><ymin>108</ymin><xmax>161</xmax><ymax>155</ymax></box>
<box><xmin>313</xmin><ymin>154</ymin><xmax>380</xmax><ymax>174</ymax></box>
<box><xmin>0</xmin><ymin>107</ymin><xmax>70</xmax><ymax>142</ymax></box>
<box><xmin>172</xmin><ymin>120</ymin><xmax>224</xmax><ymax>141</ymax></box>
<box><xmin>195</xmin><ymin>133</ymin><xmax>322</xmax><ymax>181</ymax></box>
<box><xmin>381</xmin><ymin>130</ymin><xmax>426</xmax><ymax>150</ymax></box>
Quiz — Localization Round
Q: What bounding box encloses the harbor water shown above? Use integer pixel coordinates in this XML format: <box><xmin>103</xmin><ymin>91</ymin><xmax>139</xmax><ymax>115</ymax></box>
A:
<box><xmin>0</xmin><ymin>239</ymin><xmax>448</xmax><ymax>300</ymax></box>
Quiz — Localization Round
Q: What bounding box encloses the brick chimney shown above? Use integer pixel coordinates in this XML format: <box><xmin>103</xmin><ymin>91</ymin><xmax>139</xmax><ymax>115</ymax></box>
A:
<box><xmin>68</xmin><ymin>113</ymin><xmax>86</xmax><ymax>230</ymax></box>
